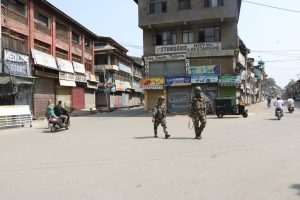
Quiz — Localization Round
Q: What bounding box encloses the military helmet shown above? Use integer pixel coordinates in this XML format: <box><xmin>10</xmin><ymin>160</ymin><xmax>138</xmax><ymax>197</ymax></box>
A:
<box><xmin>194</xmin><ymin>86</ymin><xmax>202</xmax><ymax>93</ymax></box>
<box><xmin>158</xmin><ymin>95</ymin><xmax>166</xmax><ymax>100</ymax></box>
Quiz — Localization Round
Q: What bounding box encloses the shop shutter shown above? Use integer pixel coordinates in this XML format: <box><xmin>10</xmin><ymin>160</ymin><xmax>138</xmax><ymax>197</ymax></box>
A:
<box><xmin>167</xmin><ymin>87</ymin><xmax>191</xmax><ymax>114</ymax></box>
<box><xmin>56</xmin><ymin>87</ymin><xmax>71</xmax><ymax>111</ymax></box>
<box><xmin>149</xmin><ymin>62</ymin><xmax>165</xmax><ymax>77</ymax></box>
<box><xmin>165</xmin><ymin>61</ymin><xmax>186</xmax><ymax>77</ymax></box>
<box><xmin>147</xmin><ymin>90</ymin><xmax>164</xmax><ymax>111</ymax></box>
<box><xmin>72</xmin><ymin>87</ymin><xmax>85</xmax><ymax>110</ymax></box>
<box><xmin>84</xmin><ymin>89</ymin><xmax>95</xmax><ymax>109</ymax></box>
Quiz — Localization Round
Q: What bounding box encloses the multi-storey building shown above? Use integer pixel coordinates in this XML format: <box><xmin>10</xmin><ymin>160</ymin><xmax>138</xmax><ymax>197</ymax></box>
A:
<box><xmin>1</xmin><ymin>0</ymin><xmax>98</xmax><ymax>118</ymax></box>
<box><xmin>134</xmin><ymin>0</ymin><xmax>248</xmax><ymax>113</ymax></box>
<box><xmin>94</xmin><ymin>37</ymin><xmax>144</xmax><ymax>110</ymax></box>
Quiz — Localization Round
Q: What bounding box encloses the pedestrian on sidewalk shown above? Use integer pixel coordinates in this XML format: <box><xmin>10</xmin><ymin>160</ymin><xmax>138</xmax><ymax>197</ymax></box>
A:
<box><xmin>152</xmin><ymin>95</ymin><xmax>170</xmax><ymax>139</ymax></box>
<box><xmin>188</xmin><ymin>86</ymin><xmax>207</xmax><ymax>139</ymax></box>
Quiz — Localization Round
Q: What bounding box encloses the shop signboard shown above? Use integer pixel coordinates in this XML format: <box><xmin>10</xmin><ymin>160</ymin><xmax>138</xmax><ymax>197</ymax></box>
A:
<box><xmin>187</xmin><ymin>65</ymin><xmax>221</xmax><ymax>75</ymax></box>
<box><xmin>141</xmin><ymin>77</ymin><xmax>164</xmax><ymax>90</ymax></box>
<box><xmin>144</xmin><ymin>54</ymin><xmax>186</xmax><ymax>63</ymax></box>
<box><xmin>191</xmin><ymin>75</ymin><xmax>218</xmax><ymax>84</ymax></box>
<box><xmin>31</xmin><ymin>48</ymin><xmax>57</xmax><ymax>70</ymax></box>
<box><xmin>73</xmin><ymin>61</ymin><xmax>86</xmax><ymax>74</ymax></box>
<box><xmin>115</xmin><ymin>80</ymin><xmax>125</xmax><ymax>91</ymax></box>
<box><xmin>56</xmin><ymin>58</ymin><xmax>74</xmax><ymax>73</ymax></box>
<box><xmin>187</xmin><ymin>50</ymin><xmax>234</xmax><ymax>58</ymax></box>
<box><xmin>75</xmin><ymin>74</ymin><xmax>87</xmax><ymax>83</ymax></box>
<box><xmin>219</xmin><ymin>75</ymin><xmax>241</xmax><ymax>86</ymax></box>
<box><xmin>155</xmin><ymin>42</ymin><xmax>221</xmax><ymax>55</ymax></box>
<box><xmin>3</xmin><ymin>49</ymin><xmax>30</xmax><ymax>77</ymax></box>
<box><xmin>165</xmin><ymin>77</ymin><xmax>191</xmax><ymax>87</ymax></box>
<box><xmin>59</xmin><ymin>72</ymin><xmax>75</xmax><ymax>81</ymax></box>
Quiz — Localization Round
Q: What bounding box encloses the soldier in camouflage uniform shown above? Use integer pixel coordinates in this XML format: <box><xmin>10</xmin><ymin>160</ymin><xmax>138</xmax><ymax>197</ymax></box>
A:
<box><xmin>188</xmin><ymin>86</ymin><xmax>207</xmax><ymax>139</ymax></box>
<box><xmin>152</xmin><ymin>95</ymin><xmax>170</xmax><ymax>139</ymax></box>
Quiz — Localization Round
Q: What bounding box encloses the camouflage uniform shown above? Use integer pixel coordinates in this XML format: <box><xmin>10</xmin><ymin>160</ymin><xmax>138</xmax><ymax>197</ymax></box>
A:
<box><xmin>152</xmin><ymin>96</ymin><xmax>170</xmax><ymax>139</ymax></box>
<box><xmin>189</xmin><ymin>87</ymin><xmax>207</xmax><ymax>139</ymax></box>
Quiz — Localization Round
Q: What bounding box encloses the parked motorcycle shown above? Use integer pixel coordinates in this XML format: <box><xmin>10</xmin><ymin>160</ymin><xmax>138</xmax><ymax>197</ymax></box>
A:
<box><xmin>48</xmin><ymin>114</ymin><xmax>70</xmax><ymax>132</ymax></box>
<box><xmin>275</xmin><ymin>108</ymin><xmax>283</xmax><ymax>120</ymax></box>
<box><xmin>288</xmin><ymin>105</ymin><xmax>295</xmax><ymax>113</ymax></box>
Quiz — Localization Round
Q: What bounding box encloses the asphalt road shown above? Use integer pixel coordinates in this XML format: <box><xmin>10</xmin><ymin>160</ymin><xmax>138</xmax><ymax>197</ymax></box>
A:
<box><xmin>0</xmin><ymin>102</ymin><xmax>300</xmax><ymax>200</ymax></box>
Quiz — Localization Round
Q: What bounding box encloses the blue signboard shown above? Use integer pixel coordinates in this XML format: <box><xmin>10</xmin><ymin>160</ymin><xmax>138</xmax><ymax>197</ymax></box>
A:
<box><xmin>187</xmin><ymin>65</ymin><xmax>221</xmax><ymax>75</ymax></box>
<box><xmin>165</xmin><ymin>76</ymin><xmax>191</xmax><ymax>87</ymax></box>
<box><xmin>191</xmin><ymin>75</ymin><xmax>218</xmax><ymax>84</ymax></box>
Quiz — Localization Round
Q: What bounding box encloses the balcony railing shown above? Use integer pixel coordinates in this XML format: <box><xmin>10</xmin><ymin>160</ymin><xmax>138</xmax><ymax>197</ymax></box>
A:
<box><xmin>72</xmin><ymin>41</ymin><xmax>82</xmax><ymax>49</ymax></box>
<box><xmin>34</xmin><ymin>22</ymin><xmax>51</xmax><ymax>35</ymax></box>
<box><xmin>1</xmin><ymin>5</ymin><xmax>28</xmax><ymax>25</ymax></box>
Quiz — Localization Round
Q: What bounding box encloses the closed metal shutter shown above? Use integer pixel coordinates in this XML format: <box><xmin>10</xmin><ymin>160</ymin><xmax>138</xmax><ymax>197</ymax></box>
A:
<box><xmin>33</xmin><ymin>78</ymin><xmax>55</xmax><ymax>118</ymax></box>
<box><xmin>56</xmin><ymin>87</ymin><xmax>71</xmax><ymax>111</ymax></box>
<box><xmin>72</xmin><ymin>87</ymin><xmax>85</xmax><ymax>110</ymax></box>
<box><xmin>165</xmin><ymin>61</ymin><xmax>186</xmax><ymax>77</ymax></box>
<box><xmin>167</xmin><ymin>87</ymin><xmax>191</xmax><ymax>114</ymax></box>
<box><xmin>147</xmin><ymin>90</ymin><xmax>164</xmax><ymax>111</ymax></box>
<box><xmin>149</xmin><ymin>62</ymin><xmax>165</xmax><ymax>77</ymax></box>
<box><xmin>84</xmin><ymin>89</ymin><xmax>95</xmax><ymax>109</ymax></box>
<box><xmin>96</xmin><ymin>92</ymin><xmax>107</xmax><ymax>107</ymax></box>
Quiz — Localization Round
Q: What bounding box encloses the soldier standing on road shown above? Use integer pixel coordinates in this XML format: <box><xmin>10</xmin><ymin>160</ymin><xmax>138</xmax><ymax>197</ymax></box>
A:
<box><xmin>188</xmin><ymin>86</ymin><xmax>207</xmax><ymax>139</ymax></box>
<box><xmin>152</xmin><ymin>95</ymin><xmax>170</xmax><ymax>139</ymax></box>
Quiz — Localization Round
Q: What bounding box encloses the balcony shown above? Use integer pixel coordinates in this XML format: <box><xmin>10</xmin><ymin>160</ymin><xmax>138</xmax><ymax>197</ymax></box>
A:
<box><xmin>34</xmin><ymin>22</ymin><xmax>51</xmax><ymax>35</ymax></box>
<box><xmin>1</xmin><ymin>5</ymin><xmax>28</xmax><ymax>26</ymax></box>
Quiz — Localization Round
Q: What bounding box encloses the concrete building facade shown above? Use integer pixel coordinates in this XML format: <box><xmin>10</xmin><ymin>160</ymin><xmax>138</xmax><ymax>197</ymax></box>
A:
<box><xmin>134</xmin><ymin>0</ymin><xmax>246</xmax><ymax>113</ymax></box>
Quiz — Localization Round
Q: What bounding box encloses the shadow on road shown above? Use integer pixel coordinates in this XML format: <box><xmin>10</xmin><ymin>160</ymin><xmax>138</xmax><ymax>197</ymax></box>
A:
<box><xmin>134</xmin><ymin>136</ymin><xmax>157</xmax><ymax>139</ymax></box>
<box><xmin>290</xmin><ymin>184</ymin><xmax>300</xmax><ymax>196</ymax></box>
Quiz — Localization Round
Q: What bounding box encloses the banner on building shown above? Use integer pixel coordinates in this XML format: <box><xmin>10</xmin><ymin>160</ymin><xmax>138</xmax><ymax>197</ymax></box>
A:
<box><xmin>155</xmin><ymin>42</ymin><xmax>221</xmax><ymax>55</ymax></box>
<box><xmin>144</xmin><ymin>54</ymin><xmax>186</xmax><ymax>63</ymax></box>
<box><xmin>218</xmin><ymin>75</ymin><xmax>241</xmax><ymax>86</ymax></box>
<box><xmin>59</xmin><ymin>72</ymin><xmax>76</xmax><ymax>87</ymax></box>
<box><xmin>31</xmin><ymin>48</ymin><xmax>57</xmax><ymax>70</ymax></box>
<box><xmin>191</xmin><ymin>75</ymin><xmax>218</xmax><ymax>84</ymax></box>
<box><xmin>3</xmin><ymin>49</ymin><xmax>30</xmax><ymax>77</ymax></box>
<box><xmin>165</xmin><ymin>77</ymin><xmax>191</xmax><ymax>87</ymax></box>
<box><xmin>141</xmin><ymin>77</ymin><xmax>164</xmax><ymax>90</ymax></box>
<box><xmin>75</xmin><ymin>74</ymin><xmax>87</xmax><ymax>83</ymax></box>
<box><xmin>187</xmin><ymin>65</ymin><xmax>221</xmax><ymax>75</ymax></box>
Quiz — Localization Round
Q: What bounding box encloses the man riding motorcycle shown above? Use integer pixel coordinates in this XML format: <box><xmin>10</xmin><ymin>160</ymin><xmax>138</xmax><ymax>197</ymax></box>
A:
<box><xmin>267</xmin><ymin>96</ymin><xmax>272</xmax><ymax>107</ymax></box>
<box><xmin>274</xmin><ymin>97</ymin><xmax>284</xmax><ymax>117</ymax></box>
<box><xmin>54</xmin><ymin>100</ymin><xmax>69</xmax><ymax>126</ymax></box>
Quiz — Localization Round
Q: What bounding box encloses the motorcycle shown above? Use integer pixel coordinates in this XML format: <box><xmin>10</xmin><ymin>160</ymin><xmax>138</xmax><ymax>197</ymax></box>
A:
<box><xmin>288</xmin><ymin>105</ymin><xmax>295</xmax><ymax>113</ymax></box>
<box><xmin>267</xmin><ymin>101</ymin><xmax>271</xmax><ymax>108</ymax></box>
<box><xmin>48</xmin><ymin>114</ymin><xmax>70</xmax><ymax>132</ymax></box>
<box><xmin>275</xmin><ymin>108</ymin><xmax>283</xmax><ymax>120</ymax></box>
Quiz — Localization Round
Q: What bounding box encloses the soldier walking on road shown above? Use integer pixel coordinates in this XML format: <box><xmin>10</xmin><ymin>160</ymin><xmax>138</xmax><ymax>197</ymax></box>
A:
<box><xmin>188</xmin><ymin>86</ymin><xmax>207</xmax><ymax>139</ymax></box>
<box><xmin>152</xmin><ymin>95</ymin><xmax>170</xmax><ymax>139</ymax></box>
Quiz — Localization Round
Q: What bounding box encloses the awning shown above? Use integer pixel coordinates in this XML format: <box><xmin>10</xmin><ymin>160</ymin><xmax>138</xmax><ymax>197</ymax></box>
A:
<box><xmin>57</xmin><ymin>58</ymin><xmax>74</xmax><ymax>73</ymax></box>
<box><xmin>59</xmin><ymin>80</ymin><xmax>76</xmax><ymax>87</ymax></box>
<box><xmin>31</xmin><ymin>48</ymin><xmax>58</xmax><ymax>70</ymax></box>
<box><xmin>0</xmin><ymin>76</ymin><xmax>34</xmax><ymax>85</ymax></box>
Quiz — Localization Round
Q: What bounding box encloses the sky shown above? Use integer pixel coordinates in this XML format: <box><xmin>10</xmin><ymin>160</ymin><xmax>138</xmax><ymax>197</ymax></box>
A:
<box><xmin>47</xmin><ymin>0</ymin><xmax>300</xmax><ymax>88</ymax></box>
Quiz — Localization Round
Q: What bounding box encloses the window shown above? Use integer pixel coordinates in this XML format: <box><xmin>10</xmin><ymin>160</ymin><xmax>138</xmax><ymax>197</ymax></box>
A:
<box><xmin>72</xmin><ymin>54</ymin><xmax>82</xmax><ymax>63</ymax></box>
<box><xmin>149</xmin><ymin>1</ymin><xmax>167</xmax><ymax>14</ymax></box>
<box><xmin>1</xmin><ymin>28</ymin><xmax>27</xmax><ymax>54</ymax></box>
<box><xmin>56</xmin><ymin>22</ymin><xmax>69</xmax><ymax>43</ymax></box>
<box><xmin>34</xmin><ymin>11</ymin><xmax>49</xmax><ymax>28</ymax></box>
<box><xmin>85</xmin><ymin>59</ymin><xmax>92</xmax><ymax>72</ymax></box>
<box><xmin>178</xmin><ymin>0</ymin><xmax>191</xmax><ymax>10</ymax></box>
<box><xmin>154</xmin><ymin>31</ymin><xmax>176</xmax><ymax>45</ymax></box>
<box><xmin>199</xmin><ymin>27</ymin><xmax>221</xmax><ymax>42</ymax></box>
<box><xmin>95</xmin><ymin>55</ymin><xmax>108</xmax><ymax>65</ymax></box>
<box><xmin>182</xmin><ymin>29</ymin><xmax>194</xmax><ymax>44</ymax></box>
<box><xmin>34</xmin><ymin>39</ymin><xmax>51</xmax><ymax>54</ymax></box>
<box><xmin>2</xmin><ymin>0</ymin><xmax>27</xmax><ymax>16</ymax></box>
<box><xmin>85</xmin><ymin>37</ymin><xmax>91</xmax><ymax>48</ymax></box>
<box><xmin>56</xmin><ymin>48</ymin><xmax>68</xmax><ymax>60</ymax></box>
<box><xmin>204</xmin><ymin>0</ymin><xmax>224</xmax><ymax>7</ymax></box>
<box><xmin>72</xmin><ymin>32</ymin><xmax>81</xmax><ymax>44</ymax></box>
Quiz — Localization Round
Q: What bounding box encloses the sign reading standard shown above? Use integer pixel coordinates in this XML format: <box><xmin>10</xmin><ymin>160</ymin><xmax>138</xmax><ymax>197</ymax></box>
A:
<box><xmin>155</xmin><ymin>42</ymin><xmax>221</xmax><ymax>55</ymax></box>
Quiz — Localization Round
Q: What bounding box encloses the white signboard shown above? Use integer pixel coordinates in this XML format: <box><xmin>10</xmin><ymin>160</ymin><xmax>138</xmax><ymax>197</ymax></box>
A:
<box><xmin>144</xmin><ymin>54</ymin><xmax>186</xmax><ymax>63</ymax></box>
<box><xmin>57</xmin><ymin>58</ymin><xmax>74</xmax><ymax>73</ymax></box>
<box><xmin>31</xmin><ymin>48</ymin><xmax>58</xmax><ymax>70</ymax></box>
<box><xmin>155</xmin><ymin>42</ymin><xmax>221</xmax><ymax>55</ymax></box>
<box><xmin>59</xmin><ymin>72</ymin><xmax>76</xmax><ymax>81</ymax></box>
<box><xmin>73</xmin><ymin>61</ymin><xmax>85</xmax><ymax>74</ymax></box>
<box><xmin>187</xmin><ymin>50</ymin><xmax>235</xmax><ymax>58</ymax></box>
<box><xmin>0</xmin><ymin>105</ymin><xmax>31</xmax><ymax>116</ymax></box>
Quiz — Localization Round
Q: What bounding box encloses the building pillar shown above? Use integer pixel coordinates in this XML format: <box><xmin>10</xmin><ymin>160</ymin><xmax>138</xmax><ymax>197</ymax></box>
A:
<box><xmin>51</xmin><ymin>16</ymin><xmax>56</xmax><ymax>56</ymax></box>
<box><xmin>28</xmin><ymin>0</ymin><xmax>35</xmax><ymax>52</ymax></box>
<box><xmin>144</xmin><ymin>90</ymin><xmax>148</xmax><ymax>111</ymax></box>
<box><xmin>68</xmin><ymin>27</ymin><xmax>72</xmax><ymax>61</ymax></box>
<box><xmin>82</xmin><ymin>35</ymin><xmax>85</xmax><ymax>65</ymax></box>
<box><xmin>92</xmin><ymin>41</ymin><xmax>95</xmax><ymax>74</ymax></box>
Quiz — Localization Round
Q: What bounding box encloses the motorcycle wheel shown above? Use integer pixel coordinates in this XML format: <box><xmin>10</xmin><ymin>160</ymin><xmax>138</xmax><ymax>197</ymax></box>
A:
<box><xmin>217</xmin><ymin>114</ymin><xmax>224</xmax><ymax>118</ymax></box>
<box><xmin>50</xmin><ymin>126</ymin><xmax>57</xmax><ymax>132</ymax></box>
<box><xmin>243</xmin><ymin>112</ymin><xmax>248</xmax><ymax>118</ymax></box>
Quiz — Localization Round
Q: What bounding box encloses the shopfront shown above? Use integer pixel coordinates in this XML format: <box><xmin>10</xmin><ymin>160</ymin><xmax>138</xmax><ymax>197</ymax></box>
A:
<box><xmin>218</xmin><ymin>75</ymin><xmax>241</xmax><ymax>105</ymax></box>
<box><xmin>31</xmin><ymin>48</ymin><xmax>58</xmax><ymax>117</ymax></box>
<box><xmin>0</xmin><ymin>49</ymin><xmax>34</xmax><ymax>111</ymax></box>
<box><xmin>141</xmin><ymin>77</ymin><xmax>165</xmax><ymax>111</ymax></box>
<box><xmin>85</xmin><ymin>73</ymin><xmax>98</xmax><ymax>110</ymax></box>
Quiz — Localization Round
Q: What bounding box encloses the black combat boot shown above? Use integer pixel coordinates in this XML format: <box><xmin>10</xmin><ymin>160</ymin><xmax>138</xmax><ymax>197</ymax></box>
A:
<box><xmin>165</xmin><ymin>133</ymin><xmax>170</xmax><ymax>139</ymax></box>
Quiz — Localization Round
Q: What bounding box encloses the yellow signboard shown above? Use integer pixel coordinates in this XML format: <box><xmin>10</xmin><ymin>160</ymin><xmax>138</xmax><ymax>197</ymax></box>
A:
<box><xmin>141</xmin><ymin>77</ymin><xmax>164</xmax><ymax>86</ymax></box>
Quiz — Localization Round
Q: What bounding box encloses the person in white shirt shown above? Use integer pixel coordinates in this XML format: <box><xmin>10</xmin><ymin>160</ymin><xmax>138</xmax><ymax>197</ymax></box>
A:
<box><xmin>274</xmin><ymin>97</ymin><xmax>284</xmax><ymax>116</ymax></box>
<box><xmin>287</xmin><ymin>97</ymin><xmax>295</xmax><ymax>107</ymax></box>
